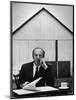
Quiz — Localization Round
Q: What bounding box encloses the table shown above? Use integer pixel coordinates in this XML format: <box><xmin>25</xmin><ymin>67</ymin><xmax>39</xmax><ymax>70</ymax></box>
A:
<box><xmin>11</xmin><ymin>86</ymin><xmax>74</xmax><ymax>99</ymax></box>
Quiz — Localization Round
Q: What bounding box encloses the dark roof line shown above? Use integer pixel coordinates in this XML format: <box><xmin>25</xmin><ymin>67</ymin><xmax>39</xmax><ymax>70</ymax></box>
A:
<box><xmin>43</xmin><ymin>8</ymin><xmax>73</xmax><ymax>34</ymax></box>
<box><xmin>13</xmin><ymin>7</ymin><xmax>73</xmax><ymax>35</ymax></box>
<box><xmin>13</xmin><ymin>8</ymin><xmax>44</xmax><ymax>34</ymax></box>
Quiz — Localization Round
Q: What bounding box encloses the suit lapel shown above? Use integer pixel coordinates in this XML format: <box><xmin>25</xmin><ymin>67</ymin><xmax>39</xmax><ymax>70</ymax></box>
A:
<box><xmin>30</xmin><ymin>62</ymin><xmax>33</xmax><ymax>79</ymax></box>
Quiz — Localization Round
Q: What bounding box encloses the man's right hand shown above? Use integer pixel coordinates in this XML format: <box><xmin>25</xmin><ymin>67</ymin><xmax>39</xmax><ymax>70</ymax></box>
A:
<box><xmin>20</xmin><ymin>81</ymin><xmax>30</xmax><ymax>88</ymax></box>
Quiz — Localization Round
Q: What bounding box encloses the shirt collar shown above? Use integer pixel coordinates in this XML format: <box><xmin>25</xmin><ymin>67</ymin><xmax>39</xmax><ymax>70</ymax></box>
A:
<box><xmin>33</xmin><ymin>63</ymin><xmax>40</xmax><ymax>70</ymax></box>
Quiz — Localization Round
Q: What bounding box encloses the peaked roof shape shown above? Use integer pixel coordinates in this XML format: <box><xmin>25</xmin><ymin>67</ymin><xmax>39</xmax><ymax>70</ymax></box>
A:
<box><xmin>13</xmin><ymin>7</ymin><xmax>73</xmax><ymax>35</ymax></box>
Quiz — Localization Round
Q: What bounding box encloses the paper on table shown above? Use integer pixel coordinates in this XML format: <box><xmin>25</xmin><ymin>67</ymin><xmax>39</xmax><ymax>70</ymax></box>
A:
<box><xmin>36</xmin><ymin>86</ymin><xmax>58</xmax><ymax>91</ymax></box>
<box><xmin>13</xmin><ymin>86</ymin><xmax>58</xmax><ymax>95</ymax></box>
<box><xmin>23</xmin><ymin>77</ymin><xmax>42</xmax><ymax>90</ymax></box>
<box><xmin>13</xmin><ymin>89</ymin><xmax>36</xmax><ymax>95</ymax></box>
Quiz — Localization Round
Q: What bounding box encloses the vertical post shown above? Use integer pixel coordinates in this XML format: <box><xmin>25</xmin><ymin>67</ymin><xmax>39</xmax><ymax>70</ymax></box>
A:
<box><xmin>55</xmin><ymin>40</ymin><xmax>58</xmax><ymax>61</ymax></box>
<box><xmin>55</xmin><ymin>40</ymin><xmax>58</xmax><ymax>78</ymax></box>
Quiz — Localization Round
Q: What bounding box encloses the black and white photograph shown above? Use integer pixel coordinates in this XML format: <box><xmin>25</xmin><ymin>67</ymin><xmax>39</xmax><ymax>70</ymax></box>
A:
<box><xmin>10</xmin><ymin>1</ymin><xmax>74</xmax><ymax>99</ymax></box>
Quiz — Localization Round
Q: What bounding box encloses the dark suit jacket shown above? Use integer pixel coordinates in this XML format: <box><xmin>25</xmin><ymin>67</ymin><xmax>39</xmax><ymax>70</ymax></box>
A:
<box><xmin>18</xmin><ymin>62</ymin><xmax>54</xmax><ymax>88</ymax></box>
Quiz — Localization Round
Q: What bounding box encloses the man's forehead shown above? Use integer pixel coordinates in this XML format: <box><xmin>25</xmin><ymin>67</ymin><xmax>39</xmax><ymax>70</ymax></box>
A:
<box><xmin>34</xmin><ymin>49</ymin><xmax>43</xmax><ymax>54</ymax></box>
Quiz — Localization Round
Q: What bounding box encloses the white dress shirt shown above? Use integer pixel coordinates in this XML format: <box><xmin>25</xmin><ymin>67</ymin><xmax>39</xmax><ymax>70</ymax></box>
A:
<box><xmin>33</xmin><ymin>63</ymin><xmax>40</xmax><ymax>77</ymax></box>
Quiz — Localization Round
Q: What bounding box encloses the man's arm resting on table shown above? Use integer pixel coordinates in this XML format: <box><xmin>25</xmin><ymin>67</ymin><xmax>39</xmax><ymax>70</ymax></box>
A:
<box><xmin>20</xmin><ymin>81</ymin><xmax>30</xmax><ymax>88</ymax></box>
<box><xmin>18</xmin><ymin>65</ymin><xmax>30</xmax><ymax>88</ymax></box>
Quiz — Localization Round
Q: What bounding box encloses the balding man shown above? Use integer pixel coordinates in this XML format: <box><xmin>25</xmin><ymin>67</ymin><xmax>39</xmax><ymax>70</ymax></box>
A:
<box><xmin>18</xmin><ymin>47</ymin><xmax>54</xmax><ymax>88</ymax></box>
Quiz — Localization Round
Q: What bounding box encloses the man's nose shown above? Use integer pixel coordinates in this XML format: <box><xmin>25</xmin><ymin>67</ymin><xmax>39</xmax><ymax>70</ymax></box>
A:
<box><xmin>37</xmin><ymin>55</ymin><xmax>40</xmax><ymax>59</ymax></box>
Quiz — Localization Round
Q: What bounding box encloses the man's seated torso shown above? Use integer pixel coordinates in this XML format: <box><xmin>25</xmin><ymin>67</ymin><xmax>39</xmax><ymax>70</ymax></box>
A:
<box><xmin>18</xmin><ymin>61</ymin><xmax>54</xmax><ymax>88</ymax></box>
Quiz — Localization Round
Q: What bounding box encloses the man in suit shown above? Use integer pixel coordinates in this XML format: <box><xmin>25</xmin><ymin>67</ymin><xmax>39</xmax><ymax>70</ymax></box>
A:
<box><xmin>18</xmin><ymin>47</ymin><xmax>54</xmax><ymax>88</ymax></box>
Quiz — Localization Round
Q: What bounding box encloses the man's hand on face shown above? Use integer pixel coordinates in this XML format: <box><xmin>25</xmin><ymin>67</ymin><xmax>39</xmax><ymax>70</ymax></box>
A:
<box><xmin>40</xmin><ymin>58</ymin><xmax>48</xmax><ymax>70</ymax></box>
